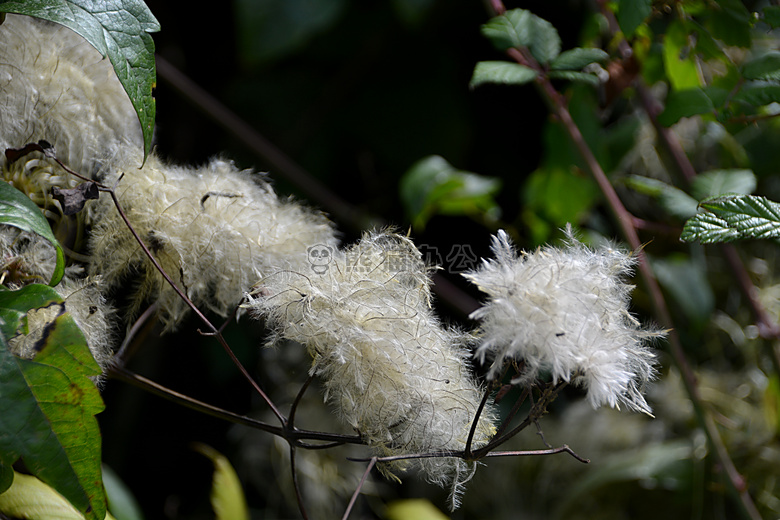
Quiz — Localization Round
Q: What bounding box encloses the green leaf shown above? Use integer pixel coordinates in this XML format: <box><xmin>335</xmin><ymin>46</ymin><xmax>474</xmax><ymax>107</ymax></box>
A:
<box><xmin>623</xmin><ymin>175</ymin><xmax>699</xmax><ymax>219</ymax></box>
<box><xmin>616</xmin><ymin>0</ymin><xmax>652</xmax><ymax>38</ymax></box>
<box><xmin>400</xmin><ymin>156</ymin><xmax>501</xmax><ymax>230</ymax></box>
<box><xmin>691</xmin><ymin>169</ymin><xmax>756</xmax><ymax>201</ymax></box>
<box><xmin>705</xmin><ymin>0</ymin><xmax>752</xmax><ymax>48</ymax></box>
<box><xmin>550</xmin><ymin>47</ymin><xmax>609</xmax><ymax>71</ymax></box>
<box><xmin>663</xmin><ymin>19</ymin><xmax>702</xmax><ymax>90</ymax></box>
<box><xmin>0</xmin><ymin>181</ymin><xmax>64</xmax><ymax>286</ymax></box>
<box><xmin>480</xmin><ymin>9</ymin><xmax>561</xmax><ymax>64</ymax></box>
<box><xmin>526</xmin><ymin>13</ymin><xmax>561</xmax><ymax>65</ymax></box>
<box><xmin>0</xmin><ymin>462</ymin><xmax>12</xmax><ymax>494</ymax></box>
<box><xmin>681</xmin><ymin>195</ymin><xmax>780</xmax><ymax>243</ymax></box>
<box><xmin>681</xmin><ymin>211</ymin><xmax>740</xmax><ymax>243</ymax></box>
<box><xmin>763</xmin><ymin>6</ymin><xmax>780</xmax><ymax>29</ymax></box>
<box><xmin>0</xmin><ymin>297</ymin><xmax>105</xmax><ymax>520</ymax></box>
<box><xmin>194</xmin><ymin>444</ymin><xmax>249</xmax><ymax>520</ymax></box>
<box><xmin>548</xmin><ymin>70</ymin><xmax>600</xmax><ymax>86</ymax></box>
<box><xmin>0</xmin><ymin>0</ymin><xmax>161</xmax><ymax>163</ymax></box>
<box><xmin>522</xmin><ymin>166</ymin><xmax>601</xmax><ymax>244</ymax></box>
<box><xmin>732</xmin><ymin>82</ymin><xmax>780</xmax><ymax>107</ymax></box>
<box><xmin>742</xmin><ymin>52</ymin><xmax>780</xmax><ymax>81</ymax></box>
<box><xmin>658</xmin><ymin>88</ymin><xmax>713</xmax><ymax>126</ymax></box>
<box><xmin>0</xmin><ymin>284</ymin><xmax>62</xmax><ymax>339</ymax></box>
<box><xmin>481</xmin><ymin>9</ymin><xmax>532</xmax><ymax>51</ymax></box>
<box><xmin>470</xmin><ymin>61</ymin><xmax>537</xmax><ymax>88</ymax></box>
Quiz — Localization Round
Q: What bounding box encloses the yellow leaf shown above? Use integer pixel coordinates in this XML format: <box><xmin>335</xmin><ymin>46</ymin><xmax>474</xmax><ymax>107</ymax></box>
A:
<box><xmin>193</xmin><ymin>443</ymin><xmax>249</xmax><ymax>520</ymax></box>
<box><xmin>385</xmin><ymin>499</ymin><xmax>450</xmax><ymax>520</ymax></box>
<box><xmin>0</xmin><ymin>471</ymin><xmax>116</xmax><ymax>520</ymax></box>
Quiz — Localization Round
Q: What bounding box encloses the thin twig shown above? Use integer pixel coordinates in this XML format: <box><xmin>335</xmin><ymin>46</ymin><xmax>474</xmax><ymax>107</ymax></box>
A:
<box><xmin>106</xmin><ymin>366</ymin><xmax>364</xmax><ymax>445</ymax></box>
<box><xmin>113</xmin><ymin>302</ymin><xmax>158</xmax><ymax>366</ymax></box>
<box><xmin>342</xmin><ymin>457</ymin><xmax>377</xmax><ymax>520</ymax></box>
<box><xmin>491</xmin><ymin>385</ymin><xmax>530</xmax><ymax>440</ymax></box>
<box><xmin>473</xmin><ymin>380</ymin><xmax>567</xmax><ymax>457</ymax></box>
<box><xmin>41</xmin><ymin>151</ymin><xmax>284</xmax><ymax>423</ymax></box>
<box><xmin>290</xmin><ymin>446</ymin><xmax>309</xmax><ymax>520</ymax></box>
<box><xmin>348</xmin><ymin>444</ymin><xmax>588</xmax><ymax>464</ymax></box>
<box><xmin>288</xmin><ymin>373</ymin><xmax>315</xmax><ymax>430</ymax></box>
<box><xmin>465</xmin><ymin>386</ymin><xmax>493</xmax><ymax>457</ymax></box>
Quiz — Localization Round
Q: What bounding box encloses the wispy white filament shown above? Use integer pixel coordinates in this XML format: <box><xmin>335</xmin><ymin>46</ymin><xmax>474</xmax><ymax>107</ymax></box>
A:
<box><xmin>0</xmin><ymin>14</ymin><xmax>143</xmax><ymax>175</ymax></box>
<box><xmin>464</xmin><ymin>227</ymin><xmax>661</xmax><ymax>414</ymax></box>
<box><xmin>88</xmin><ymin>156</ymin><xmax>338</xmax><ymax>328</ymax></box>
<box><xmin>248</xmin><ymin>231</ymin><xmax>496</xmax><ymax>508</ymax></box>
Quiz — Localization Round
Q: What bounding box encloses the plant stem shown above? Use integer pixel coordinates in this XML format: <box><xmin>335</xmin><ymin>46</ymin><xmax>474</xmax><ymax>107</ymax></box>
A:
<box><xmin>496</xmin><ymin>3</ymin><xmax>762</xmax><ymax>516</ymax></box>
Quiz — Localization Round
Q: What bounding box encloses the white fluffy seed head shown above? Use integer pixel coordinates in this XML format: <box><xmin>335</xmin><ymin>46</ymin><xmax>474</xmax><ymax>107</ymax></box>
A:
<box><xmin>88</xmin><ymin>155</ymin><xmax>338</xmax><ymax>328</ymax></box>
<box><xmin>2</xmin><ymin>227</ymin><xmax>115</xmax><ymax>386</ymax></box>
<box><xmin>464</xmin><ymin>226</ymin><xmax>662</xmax><ymax>415</ymax></box>
<box><xmin>247</xmin><ymin>230</ymin><xmax>496</xmax><ymax>508</ymax></box>
<box><xmin>0</xmin><ymin>14</ymin><xmax>143</xmax><ymax>175</ymax></box>
<box><xmin>0</xmin><ymin>226</ymin><xmax>58</xmax><ymax>286</ymax></box>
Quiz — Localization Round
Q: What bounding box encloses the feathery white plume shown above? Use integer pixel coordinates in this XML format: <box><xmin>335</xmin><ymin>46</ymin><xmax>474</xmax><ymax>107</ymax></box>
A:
<box><xmin>88</xmin><ymin>156</ymin><xmax>338</xmax><ymax>328</ymax></box>
<box><xmin>247</xmin><ymin>231</ymin><xmax>496</xmax><ymax>509</ymax></box>
<box><xmin>0</xmin><ymin>14</ymin><xmax>143</xmax><ymax>175</ymax></box>
<box><xmin>464</xmin><ymin>227</ymin><xmax>661</xmax><ymax>415</ymax></box>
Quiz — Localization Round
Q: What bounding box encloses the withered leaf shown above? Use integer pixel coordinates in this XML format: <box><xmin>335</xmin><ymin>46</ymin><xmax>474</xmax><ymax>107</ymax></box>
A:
<box><xmin>52</xmin><ymin>183</ymin><xmax>100</xmax><ymax>216</ymax></box>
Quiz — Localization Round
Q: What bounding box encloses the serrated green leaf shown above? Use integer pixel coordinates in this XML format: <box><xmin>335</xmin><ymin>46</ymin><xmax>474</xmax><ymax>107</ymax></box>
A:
<box><xmin>548</xmin><ymin>70</ymin><xmax>600</xmax><ymax>86</ymax></box>
<box><xmin>691</xmin><ymin>169</ymin><xmax>756</xmax><ymax>201</ymax></box>
<box><xmin>0</xmin><ymin>305</ymin><xmax>105</xmax><ymax>520</ymax></box>
<box><xmin>526</xmin><ymin>13</ymin><xmax>561</xmax><ymax>65</ymax></box>
<box><xmin>681</xmin><ymin>195</ymin><xmax>780</xmax><ymax>243</ymax></box>
<box><xmin>623</xmin><ymin>175</ymin><xmax>699</xmax><ymax>219</ymax></box>
<box><xmin>616</xmin><ymin>0</ymin><xmax>652</xmax><ymax>38</ymax></box>
<box><xmin>0</xmin><ymin>471</ymin><xmax>117</xmax><ymax>520</ymax></box>
<box><xmin>663</xmin><ymin>20</ymin><xmax>702</xmax><ymax>90</ymax></box>
<box><xmin>470</xmin><ymin>61</ymin><xmax>537</xmax><ymax>88</ymax></box>
<box><xmin>763</xmin><ymin>5</ymin><xmax>780</xmax><ymax>29</ymax></box>
<box><xmin>481</xmin><ymin>9</ymin><xmax>532</xmax><ymax>51</ymax></box>
<box><xmin>194</xmin><ymin>444</ymin><xmax>248</xmax><ymax>520</ymax></box>
<box><xmin>400</xmin><ymin>156</ymin><xmax>501</xmax><ymax>230</ymax></box>
<box><xmin>550</xmin><ymin>48</ymin><xmax>609</xmax><ymax>71</ymax></box>
<box><xmin>480</xmin><ymin>9</ymin><xmax>561</xmax><ymax>64</ymax></box>
<box><xmin>0</xmin><ymin>0</ymin><xmax>160</xmax><ymax>163</ymax></box>
<box><xmin>681</xmin><ymin>211</ymin><xmax>740</xmax><ymax>243</ymax></box>
<box><xmin>0</xmin><ymin>181</ymin><xmax>64</xmax><ymax>286</ymax></box>
<box><xmin>658</xmin><ymin>88</ymin><xmax>713</xmax><ymax>126</ymax></box>
<box><xmin>742</xmin><ymin>52</ymin><xmax>780</xmax><ymax>81</ymax></box>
